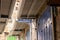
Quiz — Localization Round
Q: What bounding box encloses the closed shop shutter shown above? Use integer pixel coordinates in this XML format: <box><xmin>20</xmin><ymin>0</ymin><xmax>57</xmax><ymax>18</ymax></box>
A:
<box><xmin>37</xmin><ymin>7</ymin><xmax>53</xmax><ymax>40</ymax></box>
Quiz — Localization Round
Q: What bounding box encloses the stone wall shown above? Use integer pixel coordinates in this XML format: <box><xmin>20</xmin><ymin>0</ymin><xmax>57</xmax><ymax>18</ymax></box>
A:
<box><xmin>55</xmin><ymin>7</ymin><xmax>60</xmax><ymax>40</ymax></box>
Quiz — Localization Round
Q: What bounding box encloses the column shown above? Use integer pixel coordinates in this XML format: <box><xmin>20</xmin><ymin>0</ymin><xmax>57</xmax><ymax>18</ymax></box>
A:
<box><xmin>31</xmin><ymin>19</ymin><xmax>37</xmax><ymax>40</ymax></box>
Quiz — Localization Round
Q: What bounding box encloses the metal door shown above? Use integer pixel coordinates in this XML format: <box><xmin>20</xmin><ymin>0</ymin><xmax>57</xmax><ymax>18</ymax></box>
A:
<box><xmin>37</xmin><ymin>7</ymin><xmax>53</xmax><ymax>40</ymax></box>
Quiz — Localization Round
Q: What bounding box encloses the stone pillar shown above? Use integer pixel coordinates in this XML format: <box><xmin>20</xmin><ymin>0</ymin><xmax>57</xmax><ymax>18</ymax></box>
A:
<box><xmin>31</xmin><ymin>19</ymin><xmax>37</xmax><ymax>40</ymax></box>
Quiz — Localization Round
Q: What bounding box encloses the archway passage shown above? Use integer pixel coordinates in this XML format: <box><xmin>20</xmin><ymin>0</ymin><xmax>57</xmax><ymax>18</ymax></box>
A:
<box><xmin>11</xmin><ymin>21</ymin><xmax>30</xmax><ymax>40</ymax></box>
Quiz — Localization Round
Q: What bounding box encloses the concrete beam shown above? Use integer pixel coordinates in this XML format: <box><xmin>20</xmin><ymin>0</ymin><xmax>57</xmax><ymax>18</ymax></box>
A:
<box><xmin>4</xmin><ymin>0</ymin><xmax>25</xmax><ymax>34</ymax></box>
<box><xmin>31</xmin><ymin>19</ymin><xmax>37</xmax><ymax>40</ymax></box>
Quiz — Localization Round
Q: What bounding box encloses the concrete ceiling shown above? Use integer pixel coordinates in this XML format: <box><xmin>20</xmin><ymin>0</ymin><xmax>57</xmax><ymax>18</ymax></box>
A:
<box><xmin>0</xmin><ymin>0</ymin><xmax>12</xmax><ymax>33</ymax></box>
<box><xmin>9</xmin><ymin>0</ymin><xmax>47</xmax><ymax>19</ymax></box>
<box><xmin>21</xmin><ymin>0</ymin><xmax>45</xmax><ymax>17</ymax></box>
<box><xmin>1</xmin><ymin>0</ymin><xmax>12</xmax><ymax>15</ymax></box>
<box><xmin>0</xmin><ymin>0</ymin><xmax>47</xmax><ymax>35</ymax></box>
<box><xmin>20</xmin><ymin>0</ymin><xmax>47</xmax><ymax>18</ymax></box>
<box><xmin>0</xmin><ymin>0</ymin><xmax>47</xmax><ymax>18</ymax></box>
